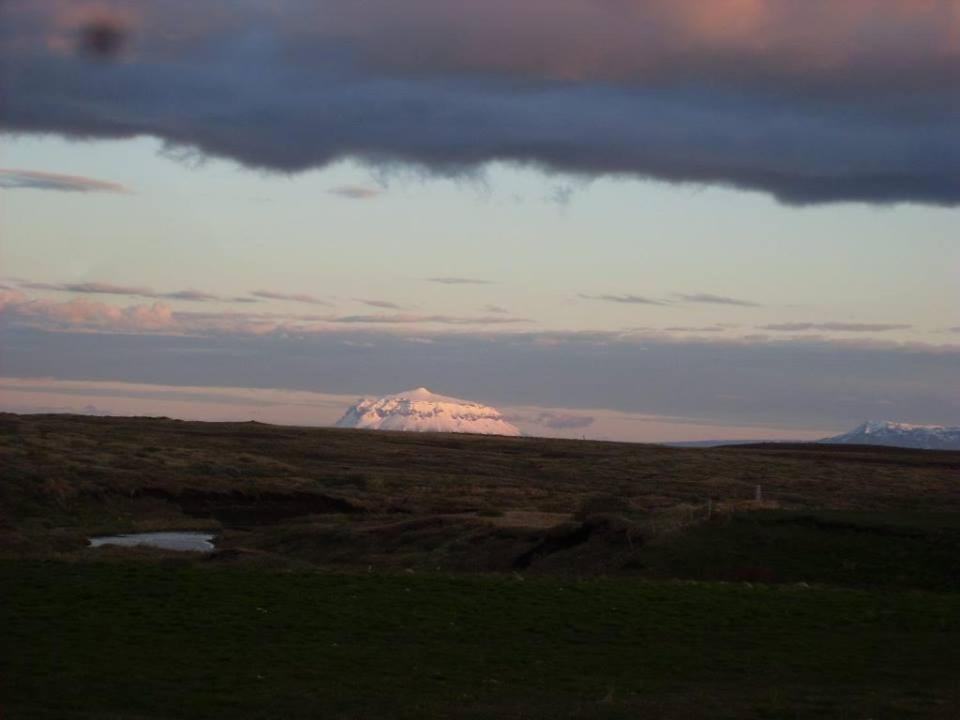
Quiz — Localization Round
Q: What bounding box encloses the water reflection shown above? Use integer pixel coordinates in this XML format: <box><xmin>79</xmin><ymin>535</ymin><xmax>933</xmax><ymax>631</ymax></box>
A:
<box><xmin>89</xmin><ymin>531</ymin><xmax>216</xmax><ymax>552</ymax></box>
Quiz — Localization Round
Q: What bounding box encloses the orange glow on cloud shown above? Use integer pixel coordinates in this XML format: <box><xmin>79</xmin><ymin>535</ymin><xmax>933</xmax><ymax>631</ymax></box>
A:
<box><xmin>307</xmin><ymin>0</ymin><xmax>960</xmax><ymax>81</ymax></box>
<box><xmin>13</xmin><ymin>1</ymin><xmax>957</xmax><ymax>80</ymax></box>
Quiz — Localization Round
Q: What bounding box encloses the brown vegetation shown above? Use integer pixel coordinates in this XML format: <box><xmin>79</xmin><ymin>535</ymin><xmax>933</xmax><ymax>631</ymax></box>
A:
<box><xmin>2</xmin><ymin>412</ymin><xmax>959</xmax><ymax>581</ymax></box>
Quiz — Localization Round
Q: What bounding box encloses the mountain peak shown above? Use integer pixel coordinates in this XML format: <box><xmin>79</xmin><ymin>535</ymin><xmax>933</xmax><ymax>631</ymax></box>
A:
<box><xmin>383</xmin><ymin>387</ymin><xmax>468</xmax><ymax>404</ymax></box>
<box><xmin>335</xmin><ymin>388</ymin><xmax>521</xmax><ymax>436</ymax></box>
<box><xmin>823</xmin><ymin>420</ymin><xmax>960</xmax><ymax>450</ymax></box>
<box><xmin>396</xmin><ymin>387</ymin><xmax>438</xmax><ymax>399</ymax></box>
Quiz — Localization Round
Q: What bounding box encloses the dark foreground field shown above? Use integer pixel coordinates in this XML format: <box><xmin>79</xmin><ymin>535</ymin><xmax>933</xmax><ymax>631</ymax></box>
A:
<box><xmin>2</xmin><ymin>413</ymin><xmax>960</xmax><ymax>718</ymax></box>
<box><xmin>4</xmin><ymin>560</ymin><xmax>959</xmax><ymax>720</ymax></box>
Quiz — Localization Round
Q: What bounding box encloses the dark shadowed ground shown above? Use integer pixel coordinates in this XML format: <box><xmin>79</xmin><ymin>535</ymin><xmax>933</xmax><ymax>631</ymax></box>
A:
<box><xmin>2</xmin><ymin>413</ymin><xmax>959</xmax><ymax>718</ymax></box>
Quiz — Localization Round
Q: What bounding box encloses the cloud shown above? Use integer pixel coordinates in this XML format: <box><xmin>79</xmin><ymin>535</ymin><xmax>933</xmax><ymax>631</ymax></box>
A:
<box><xmin>19</xmin><ymin>280</ymin><xmax>239</xmax><ymax>303</ymax></box>
<box><xmin>0</xmin><ymin>288</ymin><xmax>935</xmax><ymax>357</ymax></box>
<box><xmin>547</xmin><ymin>185</ymin><xmax>576</xmax><ymax>207</ymax></box>
<box><xmin>76</xmin><ymin>14</ymin><xmax>130</xmax><ymax>61</ymax></box>
<box><xmin>0</xmin><ymin>168</ymin><xmax>128</xmax><ymax>193</ymax></box>
<box><xmin>760</xmin><ymin>322</ymin><xmax>912</xmax><ymax>332</ymax></box>
<box><xmin>0</xmin><ymin>289</ymin><xmax>28</xmax><ymax>311</ymax></box>
<box><xmin>0</xmin><ymin>290</ymin><xmax>174</xmax><ymax>332</ymax></box>
<box><xmin>674</xmin><ymin>293</ymin><xmax>761</xmax><ymax>307</ymax></box>
<box><xmin>328</xmin><ymin>185</ymin><xmax>381</xmax><ymax>199</ymax></box>
<box><xmin>332</xmin><ymin>314</ymin><xmax>528</xmax><ymax>326</ymax></box>
<box><xmin>4</xmin><ymin>325</ymin><xmax>958</xmax><ymax>433</ymax></box>
<box><xmin>482</xmin><ymin>305</ymin><xmax>509</xmax><ymax>314</ymax></box>
<box><xmin>580</xmin><ymin>294</ymin><xmax>666</xmax><ymax>306</ymax></box>
<box><xmin>3</xmin><ymin>1</ymin><xmax>959</xmax><ymax>204</ymax></box>
<box><xmin>663</xmin><ymin>326</ymin><xmax>727</xmax><ymax>333</ymax></box>
<box><xmin>533</xmin><ymin>412</ymin><xmax>595</xmax><ymax>430</ymax></box>
<box><xmin>1</xmin><ymin>288</ymin><xmax>540</xmax><ymax>336</ymax></box>
<box><xmin>160</xmin><ymin>289</ymin><xmax>221</xmax><ymax>302</ymax></box>
<box><xmin>251</xmin><ymin>290</ymin><xmax>333</xmax><ymax>306</ymax></box>
<box><xmin>356</xmin><ymin>299</ymin><xmax>404</xmax><ymax>310</ymax></box>
<box><xmin>428</xmin><ymin>277</ymin><xmax>494</xmax><ymax>285</ymax></box>
<box><xmin>21</xmin><ymin>281</ymin><xmax>151</xmax><ymax>296</ymax></box>
<box><xmin>584</xmin><ymin>292</ymin><xmax>759</xmax><ymax>307</ymax></box>
<box><xmin>0</xmin><ymin>290</ymin><xmax>287</xmax><ymax>335</ymax></box>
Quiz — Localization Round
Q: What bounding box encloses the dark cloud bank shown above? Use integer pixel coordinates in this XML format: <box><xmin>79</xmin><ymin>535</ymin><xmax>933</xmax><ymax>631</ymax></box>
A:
<box><xmin>2</xmin><ymin>327</ymin><xmax>957</xmax><ymax>431</ymax></box>
<box><xmin>2</xmin><ymin>1</ymin><xmax>958</xmax><ymax>205</ymax></box>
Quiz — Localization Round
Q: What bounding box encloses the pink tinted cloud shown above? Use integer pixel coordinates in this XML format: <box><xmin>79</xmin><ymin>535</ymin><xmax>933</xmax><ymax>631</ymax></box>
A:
<box><xmin>0</xmin><ymin>289</ymin><xmax>947</xmax><ymax>352</ymax></box>
<box><xmin>2</xmin><ymin>292</ymin><xmax>175</xmax><ymax>332</ymax></box>
<box><xmin>332</xmin><ymin>313</ymin><xmax>529</xmax><ymax>325</ymax></box>
<box><xmin>0</xmin><ymin>168</ymin><xmax>129</xmax><ymax>193</ymax></box>
<box><xmin>308</xmin><ymin>0</ymin><xmax>960</xmax><ymax>83</ymax></box>
<box><xmin>18</xmin><ymin>1</ymin><xmax>957</xmax><ymax>86</ymax></box>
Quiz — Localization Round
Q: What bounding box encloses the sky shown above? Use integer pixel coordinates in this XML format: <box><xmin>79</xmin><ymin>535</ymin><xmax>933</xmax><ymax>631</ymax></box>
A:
<box><xmin>1</xmin><ymin>0</ymin><xmax>958</xmax><ymax>441</ymax></box>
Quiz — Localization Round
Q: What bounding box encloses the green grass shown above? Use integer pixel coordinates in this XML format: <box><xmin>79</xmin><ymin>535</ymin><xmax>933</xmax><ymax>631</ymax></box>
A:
<box><xmin>2</xmin><ymin>560</ymin><xmax>959</xmax><ymax>719</ymax></box>
<box><xmin>636</xmin><ymin>510</ymin><xmax>960</xmax><ymax>591</ymax></box>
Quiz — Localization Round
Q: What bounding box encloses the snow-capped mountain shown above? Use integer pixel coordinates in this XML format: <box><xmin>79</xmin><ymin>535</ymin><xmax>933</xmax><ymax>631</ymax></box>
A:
<box><xmin>821</xmin><ymin>421</ymin><xmax>960</xmax><ymax>450</ymax></box>
<box><xmin>335</xmin><ymin>387</ymin><xmax>521</xmax><ymax>436</ymax></box>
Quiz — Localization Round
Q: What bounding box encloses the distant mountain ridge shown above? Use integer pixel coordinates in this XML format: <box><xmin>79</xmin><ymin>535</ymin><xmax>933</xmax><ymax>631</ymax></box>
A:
<box><xmin>335</xmin><ymin>387</ymin><xmax>521</xmax><ymax>436</ymax></box>
<box><xmin>821</xmin><ymin>421</ymin><xmax>960</xmax><ymax>451</ymax></box>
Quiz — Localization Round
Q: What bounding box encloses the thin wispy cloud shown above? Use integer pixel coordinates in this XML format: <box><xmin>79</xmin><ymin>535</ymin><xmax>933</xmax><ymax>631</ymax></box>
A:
<box><xmin>0</xmin><ymin>168</ymin><xmax>129</xmax><ymax>193</ymax></box>
<box><xmin>251</xmin><ymin>290</ymin><xmax>333</xmax><ymax>306</ymax></box>
<box><xmin>328</xmin><ymin>186</ymin><xmax>382</xmax><ymax>200</ymax></box>
<box><xmin>22</xmin><ymin>281</ymin><xmax>151</xmax><ymax>297</ymax></box>
<box><xmin>760</xmin><ymin>322</ymin><xmax>912</xmax><ymax>333</ymax></box>
<box><xmin>0</xmin><ymin>290</ymin><xmax>530</xmax><ymax>335</ymax></box>
<box><xmin>333</xmin><ymin>314</ymin><xmax>527</xmax><ymax>326</ymax></box>
<box><xmin>162</xmin><ymin>290</ymin><xmax>221</xmax><ymax>302</ymax></box>
<box><xmin>579</xmin><ymin>294</ymin><xmax>666</xmax><ymax>306</ymax></box>
<box><xmin>664</xmin><ymin>326</ymin><xmax>727</xmax><ymax>333</ymax></box>
<box><xmin>674</xmin><ymin>293</ymin><xmax>761</xmax><ymax>308</ymax></box>
<box><xmin>0</xmin><ymin>288</ymin><xmax>951</xmax><ymax>350</ymax></box>
<box><xmin>583</xmin><ymin>292</ymin><xmax>759</xmax><ymax>308</ymax></box>
<box><xmin>428</xmin><ymin>277</ymin><xmax>494</xmax><ymax>285</ymax></box>
<box><xmin>18</xmin><ymin>281</ymin><xmax>243</xmax><ymax>303</ymax></box>
<box><xmin>533</xmin><ymin>412</ymin><xmax>595</xmax><ymax>430</ymax></box>
<box><xmin>547</xmin><ymin>185</ymin><xmax>575</xmax><ymax>208</ymax></box>
<box><xmin>356</xmin><ymin>299</ymin><xmax>404</xmax><ymax>310</ymax></box>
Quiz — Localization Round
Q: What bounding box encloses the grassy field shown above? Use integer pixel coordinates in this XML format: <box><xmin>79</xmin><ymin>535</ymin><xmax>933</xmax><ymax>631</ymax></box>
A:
<box><xmin>2</xmin><ymin>413</ymin><xmax>959</xmax><ymax>718</ymax></box>
<box><xmin>3</xmin><ymin>560</ymin><xmax>959</xmax><ymax>719</ymax></box>
<box><xmin>3</xmin><ymin>412</ymin><xmax>960</xmax><ymax>581</ymax></box>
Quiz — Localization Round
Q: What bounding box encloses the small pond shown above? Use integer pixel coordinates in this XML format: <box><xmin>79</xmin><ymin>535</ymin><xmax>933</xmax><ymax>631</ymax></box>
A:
<box><xmin>88</xmin><ymin>531</ymin><xmax>216</xmax><ymax>553</ymax></box>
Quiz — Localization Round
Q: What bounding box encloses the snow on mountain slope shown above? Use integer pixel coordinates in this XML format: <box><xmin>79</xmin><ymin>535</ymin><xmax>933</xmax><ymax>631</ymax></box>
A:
<box><xmin>821</xmin><ymin>420</ymin><xmax>960</xmax><ymax>450</ymax></box>
<box><xmin>335</xmin><ymin>387</ymin><xmax>521</xmax><ymax>436</ymax></box>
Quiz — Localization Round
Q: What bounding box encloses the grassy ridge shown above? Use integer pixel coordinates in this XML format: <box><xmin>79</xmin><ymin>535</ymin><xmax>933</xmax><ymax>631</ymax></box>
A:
<box><xmin>3</xmin><ymin>560</ymin><xmax>959</xmax><ymax>719</ymax></box>
<box><xmin>3</xmin><ymin>414</ymin><xmax>960</xmax><ymax>531</ymax></box>
<box><xmin>5</xmin><ymin>412</ymin><xmax>960</xmax><ymax>586</ymax></box>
